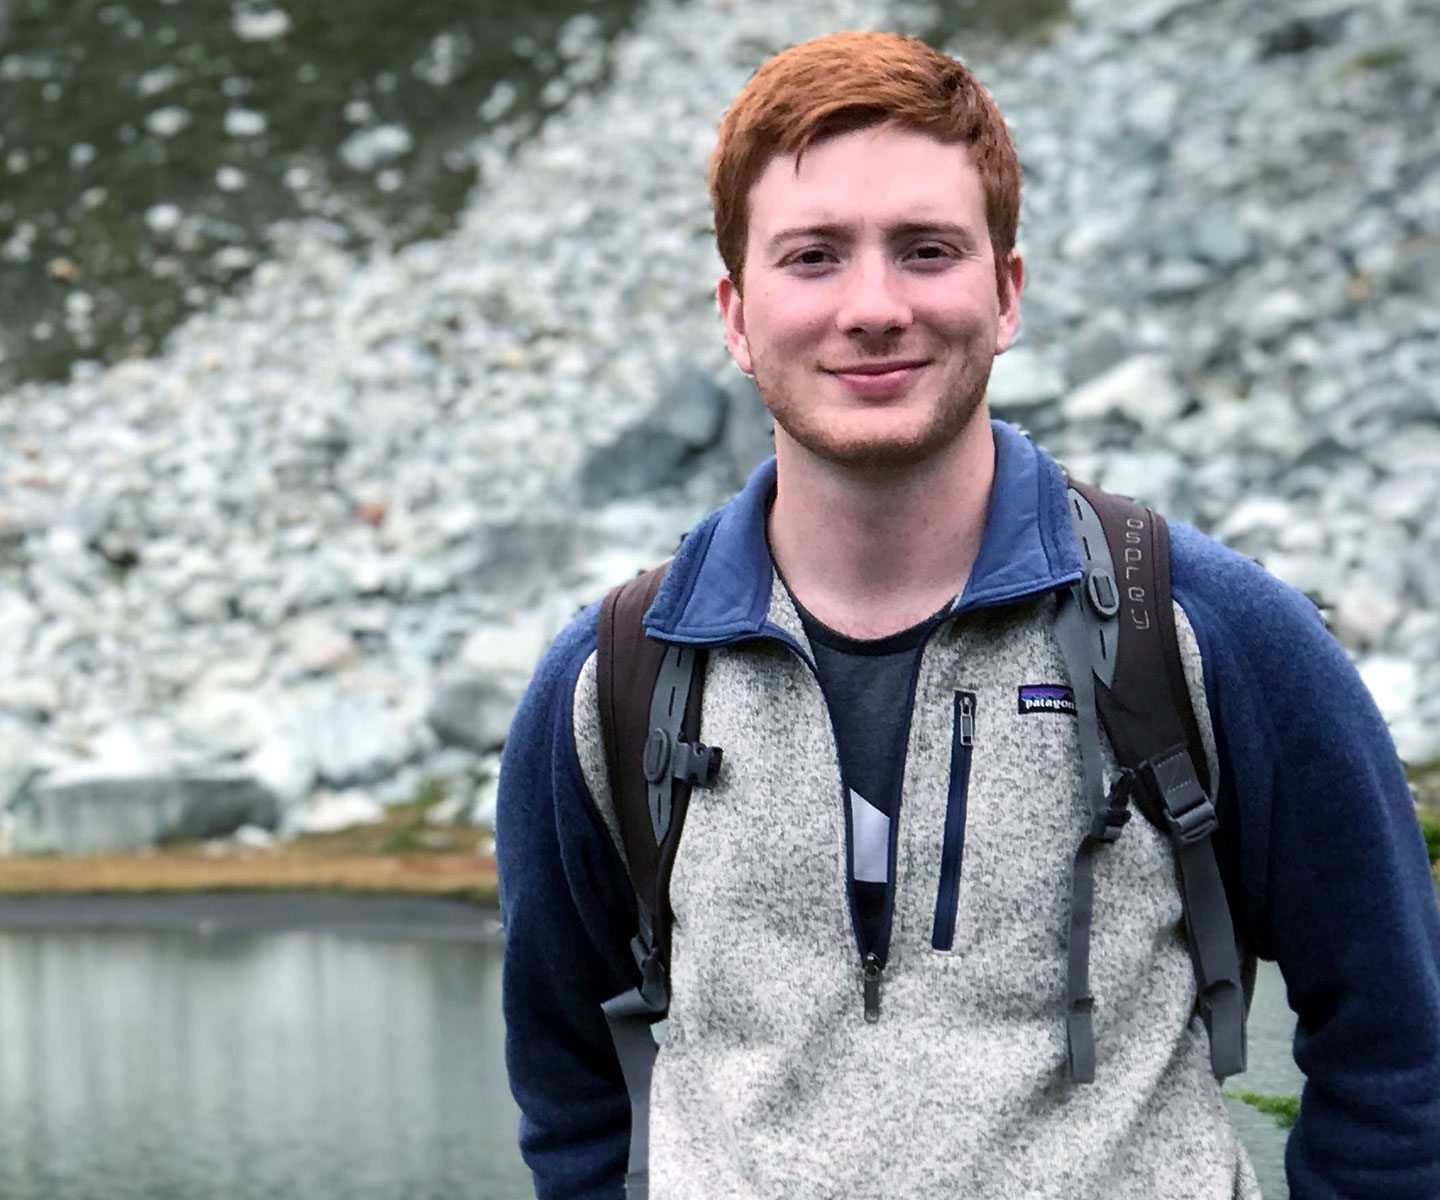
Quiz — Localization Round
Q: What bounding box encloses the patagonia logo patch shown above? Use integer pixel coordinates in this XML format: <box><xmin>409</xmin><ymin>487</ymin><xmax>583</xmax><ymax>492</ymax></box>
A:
<box><xmin>1018</xmin><ymin>684</ymin><xmax>1077</xmax><ymax>716</ymax></box>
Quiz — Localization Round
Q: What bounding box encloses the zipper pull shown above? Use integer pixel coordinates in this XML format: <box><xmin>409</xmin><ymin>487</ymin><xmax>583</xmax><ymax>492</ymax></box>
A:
<box><xmin>862</xmin><ymin>953</ymin><xmax>884</xmax><ymax>1023</ymax></box>
<box><xmin>958</xmin><ymin>692</ymin><xmax>975</xmax><ymax>746</ymax></box>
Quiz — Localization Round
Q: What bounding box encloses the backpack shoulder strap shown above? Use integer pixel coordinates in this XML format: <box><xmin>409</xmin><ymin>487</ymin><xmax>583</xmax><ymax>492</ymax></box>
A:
<box><xmin>1057</xmin><ymin>481</ymin><xmax>1247</xmax><ymax>1083</ymax></box>
<box><xmin>595</xmin><ymin>563</ymin><xmax>721</xmax><ymax>1200</ymax></box>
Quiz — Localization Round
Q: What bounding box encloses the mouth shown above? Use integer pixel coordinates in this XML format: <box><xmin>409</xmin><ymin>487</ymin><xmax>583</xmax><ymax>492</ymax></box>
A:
<box><xmin>824</xmin><ymin>359</ymin><xmax>929</xmax><ymax>396</ymax></box>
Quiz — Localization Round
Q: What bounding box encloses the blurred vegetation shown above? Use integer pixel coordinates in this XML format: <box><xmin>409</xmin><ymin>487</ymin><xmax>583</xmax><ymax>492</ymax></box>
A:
<box><xmin>1417</xmin><ymin>807</ymin><xmax>1440</xmax><ymax>871</ymax></box>
<box><xmin>1408</xmin><ymin>760</ymin><xmax>1440</xmax><ymax>872</ymax></box>
<box><xmin>0</xmin><ymin>0</ymin><xmax>640</xmax><ymax>388</ymax></box>
<box><xmin>910</xmin><ymin>0</ymin><xmax>1071</xmax><ymax>53</ymax></box>
<box><xmin>1225</xmin><ymin>1088</ymin><xmax>1301</xmax><ymax>1130</ymax></box>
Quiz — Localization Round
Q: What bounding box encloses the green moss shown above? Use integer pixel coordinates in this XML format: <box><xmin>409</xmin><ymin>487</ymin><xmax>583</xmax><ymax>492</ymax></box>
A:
<box><xmin>1333</xmin><ymin>43</ymin><xmax>1409</xmax><ymax>83</ymax></box>
<box><xmin>1417</xmin><ymin>808</ymin><xmax>1440</xmax><ymax>869</ymax></box>
<box><xmin>1224</xmin><ymin>1088</ymin><xmax>1300</xmax><ymax>1129</ymax></box>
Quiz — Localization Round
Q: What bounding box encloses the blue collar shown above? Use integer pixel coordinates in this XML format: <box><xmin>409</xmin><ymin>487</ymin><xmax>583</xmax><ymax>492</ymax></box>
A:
<box><xmin>645</xmin><ymin>419</ymin><xmax>1083</xmax><ymax>644</ymax></box>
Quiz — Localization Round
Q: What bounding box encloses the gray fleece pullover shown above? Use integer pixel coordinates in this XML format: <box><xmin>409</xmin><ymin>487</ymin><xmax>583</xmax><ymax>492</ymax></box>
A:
<box><xmin>572</xmin><ymin>572</ymin><xmax>1260</xmax><ymax>1199</ymax></box>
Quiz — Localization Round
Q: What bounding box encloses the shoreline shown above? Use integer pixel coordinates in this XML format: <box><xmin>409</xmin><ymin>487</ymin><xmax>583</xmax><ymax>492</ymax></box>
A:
<box><xmin>0</xmin><ymin>889</ymin><xmax>503</xmax><ymax>942</ymax></box>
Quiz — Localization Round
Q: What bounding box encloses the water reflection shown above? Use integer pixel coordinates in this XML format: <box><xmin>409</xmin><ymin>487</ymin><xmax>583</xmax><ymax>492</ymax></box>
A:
<box><xmin>0</xmin><ymin>913</ymin><xmax>1302</xmax><ymax>1200</ymax></box>
<box><xmin>0</xmin><ymin>926</ymin><xmax>530</xmax><ymax>1200</ymax></box>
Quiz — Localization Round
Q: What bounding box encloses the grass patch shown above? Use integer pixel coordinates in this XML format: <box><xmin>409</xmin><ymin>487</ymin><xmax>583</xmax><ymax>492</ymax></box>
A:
<box><xmin>1225</xmin><ymin>1088</ymin><xmax>1300</xmax><ymax>1129</ymax></box>
<box><xmin>1418</xmin><ymin>808</ymin><xmax>1440</xmax><ymax>870</ymax></box>
<box><xmin>0</xmin><ymin>789</ymin><xmax>497</xmax><ymax>904</ymax></box>
<box><xmin>1406</xmin><ymin>760</ymin><xmax>1440</xmax><ymax>874</ymax></box>
<box><xmin>0</xmin><ymin>849</ymin><xmax>497</xmax><ymax>904</ymax></box>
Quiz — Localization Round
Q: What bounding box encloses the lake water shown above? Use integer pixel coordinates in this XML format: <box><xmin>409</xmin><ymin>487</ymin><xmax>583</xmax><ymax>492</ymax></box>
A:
<box><xmin>0</xmin><ymin>896</ymin><xmax>1300</xmax><ymax>1199</ymax></box>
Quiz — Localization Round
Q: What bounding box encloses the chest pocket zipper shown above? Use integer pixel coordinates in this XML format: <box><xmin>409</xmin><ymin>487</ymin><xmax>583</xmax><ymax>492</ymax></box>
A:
<box><xmin>931</xmin><ymin>691</ymin><xmax>975</xmax><ymax>951</ymax></box>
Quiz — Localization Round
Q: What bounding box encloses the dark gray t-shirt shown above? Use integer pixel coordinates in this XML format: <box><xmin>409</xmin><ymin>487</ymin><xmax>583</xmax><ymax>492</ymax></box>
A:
<box><xmin>791</xmin><ymin>594</ymin><xmax>947</xmax><ymax>954</ymax></box>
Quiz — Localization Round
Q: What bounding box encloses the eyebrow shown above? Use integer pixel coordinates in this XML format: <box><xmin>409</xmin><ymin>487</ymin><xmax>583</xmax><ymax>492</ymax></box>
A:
<box><xmin>765</xmin><ymin>221</ymin><xmax>981</xmax><ymax>253</ymax></box>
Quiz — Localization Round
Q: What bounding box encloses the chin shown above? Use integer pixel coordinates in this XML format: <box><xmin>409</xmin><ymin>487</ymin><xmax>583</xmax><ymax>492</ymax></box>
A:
<box><xmin>787</xmin><ymin>418</ymin><xmax>964</xmax><ymax>473</ymax></box>
<box><xmin>774</xmin><ymin>392</ymin><xmax>988</xmax><ymax>474</ymax></box>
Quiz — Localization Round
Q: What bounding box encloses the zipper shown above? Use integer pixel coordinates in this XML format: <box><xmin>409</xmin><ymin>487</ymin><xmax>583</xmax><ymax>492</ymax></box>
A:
<box><xmin>862</xmin><ymin>953</ymin><xmax>884</xmax><ymax>1023</ymax></box>
<box><xmin>739</xmin><ymin>620</ymin><xmax>933</xmax><ymax>1024</ymax></box>
<box><xmin>931</xmin><ymin>691</ymin><xmax>975</xmax><ymax>952</ymax></box>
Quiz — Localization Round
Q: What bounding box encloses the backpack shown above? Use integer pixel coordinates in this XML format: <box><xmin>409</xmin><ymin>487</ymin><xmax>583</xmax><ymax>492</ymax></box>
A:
<box><xmin>595</xmin><ymin>481</ymin><xmax>1249</xmax><ymax>1199</ymax></box>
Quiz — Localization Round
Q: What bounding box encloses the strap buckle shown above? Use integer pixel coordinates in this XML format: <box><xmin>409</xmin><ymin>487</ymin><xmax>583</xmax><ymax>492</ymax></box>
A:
<box><xmin>1145</xmin><ymin>750</ymin><xmax>1218</xmax><ymax>846</ymax></box>
<box><xmin>1091</xmin><ymin>769</ymin><xmax>1134</xmax><ymax>843</ymax></box>
<box><xmin>673</xmin><ymin>740</ymin><xmax>723</xmax><ymax>788</ymax></box>
<box><xmin>642</xmin><ymin>728</ymin><xmax>723</xmax><ymax>789</ymax></box>
<box><xmin>630</xmin><ymin>931</ymin><xmax>670</xmax><ymax>1010</ymax></box>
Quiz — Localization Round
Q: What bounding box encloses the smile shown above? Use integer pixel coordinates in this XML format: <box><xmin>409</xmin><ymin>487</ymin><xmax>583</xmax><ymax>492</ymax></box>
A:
<box><xmin>825</xmin><ymin>361</ymin><xmax>928</xmax><ymax>397</ymax></box>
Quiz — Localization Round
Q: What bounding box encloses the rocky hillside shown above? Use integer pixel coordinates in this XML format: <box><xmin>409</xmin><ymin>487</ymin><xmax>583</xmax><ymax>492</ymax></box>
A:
<box><xmin>1</xmin><ymin>0</ymin><xmax>1436</xmax><ymax>852</ymax></box>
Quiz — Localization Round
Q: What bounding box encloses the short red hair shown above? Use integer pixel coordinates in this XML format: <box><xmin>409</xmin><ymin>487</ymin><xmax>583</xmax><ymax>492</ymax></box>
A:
<box><xmin>709</xmin><ymin>32</ymin><xmax>1021</xmax><ymax>296</ymax></box>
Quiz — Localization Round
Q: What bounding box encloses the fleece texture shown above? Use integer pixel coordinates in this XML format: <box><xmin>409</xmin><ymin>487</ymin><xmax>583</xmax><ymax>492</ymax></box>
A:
<box><xmin>497</xmin><ymin>420</ymin><xmax>1440</xmax><ymax>1200</ymax></box>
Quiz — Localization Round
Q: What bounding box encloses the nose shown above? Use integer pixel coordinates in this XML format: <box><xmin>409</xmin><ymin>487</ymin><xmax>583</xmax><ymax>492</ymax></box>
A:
<box><xmin>834</xmin><ymin>252</ymin><xmax>912</xmax><ymax>341</ymax></box>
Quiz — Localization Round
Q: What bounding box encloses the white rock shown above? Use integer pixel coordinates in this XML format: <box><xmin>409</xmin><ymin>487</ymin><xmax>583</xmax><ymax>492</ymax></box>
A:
<box><xmin>233</xmin><ymin>823</ymin><xmax>276</xmax><ymax>849</ymax></box>
<box><xmin>1213</xmin><ymin>496</ymin><xmax>1296</xmax><ymax>544</ymax></box>
<box><xmin>290</xmin><ymin>788</ymin><xmax>384</xmax><ymax>836</ymax></box>
<box><xmin>223</xmin><ymin>108</ymin><xmax>268</xmax><ymax>138</ymax></box>
<box><xmin>459</xmin><ymin>618</ymin><xmax>554</xmax><ymax>678</ymax></box>
<box><xmin>245</xmin><ymin>735</ymin><xmax>315</xmax><ymax>809</ymax></box>
<box><xmin>472</xmin><ymin>771</ymin><xmax>499</xmax><ymax>832</ymax></box>
<box><xmin>0</xmin><ymin>677</ymin><xmax>59</xmax><ymax>720</ymax></box>
<box><xmin>1357</xmin><ymin>655</ymin><xmax>1419</xmax><ymax>720</ymax></box>
<box><xmin>232</xmin><ymin>7</ymin><xmax>292</xmax><ymax>41</ymax></box>
<box><xmin>290</xmin><ymin>694</ymin><xmax>420</xmax><ymax>787</ymax></box>
<box><xmin>1331</xmin><ymin>583</ymin><xmax>1405</xmax><ymax>650</ymax></box>
<box><xmin>1061</xmin><ymin>355</ymin><xmax>1188</xmax><ymax>429</ymax></box>
<box><xmin>176</xmin><ymin>580</ymin><xmax>235</xmax><ymax>624</ymax></box>
<box><xmin>177</xmin><ymin>688</ymin><xmax>275</xmax><ymax>755</ymax></box>
<box><xmin>284</xmin><ymin>619</ymin><xmax>360</xmax><ymax>674</ymax></box>
<box><xmin>339</xmin><ymin>124</ymin><xmax>414</xmax><ymax>172</ymax></box>
<box><xmin>1250</xmin><ymin>289</ymin><xmax>1314</xmax><ymax>341</ymax></box>
<box><xmin>144</xmin><ymin>203</ymin><xmax>183</xmax><ymax>235</ymax></box>
<box><xmin>986</xmin><ymin>346</ymin><xmax>1064</xmax><ymax>411</ymax></box>
<box><xmin>144</xmin><ymin>106</ymin><xmax>191</xmax><ymax>138</ymax></box>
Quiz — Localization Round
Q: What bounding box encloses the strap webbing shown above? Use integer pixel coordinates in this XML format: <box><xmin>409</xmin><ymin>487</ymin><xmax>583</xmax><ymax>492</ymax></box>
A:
<box><xmin>601</xmin><ymin>987</ymin><xmax>665</xmax><ymax>1199</ymax></box>
<box><xmin>1150</xmin><ymin>749</ymin><xmax>1248</xmax><ymax>1078</ymax></box>
<box><xmin>1056</xmin><ymin>587</ymin><xmax>1127</xmax><ymax>1083</ymax></box>
<box><xmin>596</xmin><ymin>565</ymin><xmax>717</xmax><ymax>1197</ymax></box>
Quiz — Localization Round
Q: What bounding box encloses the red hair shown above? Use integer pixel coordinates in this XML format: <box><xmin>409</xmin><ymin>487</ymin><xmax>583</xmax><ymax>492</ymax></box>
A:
<box><xmin>709</xmin><ymin>32</ymin><xmax>1021</xmax><ymax>295</ymax></box>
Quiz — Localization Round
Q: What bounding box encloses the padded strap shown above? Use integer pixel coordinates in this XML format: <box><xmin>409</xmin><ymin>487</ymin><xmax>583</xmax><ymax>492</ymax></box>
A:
<box><xmin>1063</xmin><ymin>482</ymin><xmax>1247</xmax><ymax>1081</ymax></box>
<box><xmin>597</xmin><ymin>563</ymin><xmax>720</xmax><ymax>1194</ymax></box>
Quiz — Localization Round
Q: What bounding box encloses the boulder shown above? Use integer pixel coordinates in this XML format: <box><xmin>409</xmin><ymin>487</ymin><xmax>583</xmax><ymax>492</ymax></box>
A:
<box><xmin>724</xmin><ymin>374</ymin><xmax>774</xmax><ymax>484</ymax></box>
<box><xmin>1061</xmin><ymin>355</ymin><xmax>1189</xmax><ymax>430</ymax></box>
<box><xmin>290</xmin><ymin>694</ymin><xmax>422</xmax><ymax>788</ymax></box>
<box><xmin>427</xmin><ymin>677</ymin><xmax>523</xmax><ymax>755</ymax></box>
<box><xmin>580</xmin><ymin>366</ymin><xmax>729</xmax><ymax>503</ymax></box>
<box><xmin>10</xmin><ymin>765</ymin><xmax>281</xmax><ymax>855</ymax></box>
<box><xmin>986</xmin><ymin>346</ymin><xmax>1064</xmax><ymax>414</ymax></box>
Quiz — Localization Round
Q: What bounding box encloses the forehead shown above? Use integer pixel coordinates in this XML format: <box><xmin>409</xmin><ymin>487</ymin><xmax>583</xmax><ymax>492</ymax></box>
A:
<box><xmin>746</xmin><ymin>126</ymin><xmax>986</xmax><ymax>241</ymax></box>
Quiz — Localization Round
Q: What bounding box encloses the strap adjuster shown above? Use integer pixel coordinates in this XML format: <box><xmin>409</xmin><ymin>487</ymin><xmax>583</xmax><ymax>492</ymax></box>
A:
<box><xmin>642</xmin><ymin>728</ymin><xmax>722</xmax><ymax>789</ymax></box>
<box><xmin>1090</xmin><ymin>769</ymin><xmax>1134</xmax><ymax>842</ymax></box>
<box><xmin>1149</xmin><ymin>751</ymin><xmax>1217</xmax><ymax>845</ymax></box>
<box><xmin>673</xmin><ymin>740</ymin><xmax>722</xmax><ymax>788</ymax></box>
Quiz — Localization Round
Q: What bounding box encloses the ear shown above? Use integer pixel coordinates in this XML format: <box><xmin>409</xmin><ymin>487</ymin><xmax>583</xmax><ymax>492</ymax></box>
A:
<box><xmin>717</xmin><ymin>275</ymin><xmax>753</xmax><ymax>375</ymax></box>
<box><xmin>994</xmin><ymin>249</ymin><xmax>1025</xmax><ymax>354</ymax></box>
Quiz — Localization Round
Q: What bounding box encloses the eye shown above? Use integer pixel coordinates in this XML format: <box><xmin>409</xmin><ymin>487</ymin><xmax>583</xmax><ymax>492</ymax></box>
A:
<box><xmin>789</xmin><ymin>247</ymin><xmax>835</xmax><ymax>268</ymax></box>
<box><xmin>907</xmin><ymin>243</ymin><xmax>953</xmax><ymax>264</ymax></box>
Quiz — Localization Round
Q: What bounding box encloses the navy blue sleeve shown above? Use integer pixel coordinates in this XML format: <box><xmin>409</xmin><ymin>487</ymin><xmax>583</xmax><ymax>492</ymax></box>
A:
<box><xmin>1171</xmin><ymin>521</ymin><xmax>1440</xmax><ymax>1200</ymax></box>
<box><xmin>496</xmin><ymin>603</ymin><xmax>639</xmax><ymax>1200</ymax></box>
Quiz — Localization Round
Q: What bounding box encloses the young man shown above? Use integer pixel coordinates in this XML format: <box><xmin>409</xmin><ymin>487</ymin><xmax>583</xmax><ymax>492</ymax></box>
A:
<box><xmin>498</xmin><ymin>32</ymin><xmax>1440</xmax><ymax>1200</ymax></box>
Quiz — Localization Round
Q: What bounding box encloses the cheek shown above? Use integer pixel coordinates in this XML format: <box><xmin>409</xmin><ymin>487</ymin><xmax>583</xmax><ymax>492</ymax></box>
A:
<box><xmin>748</xmin><ymin>288</ymin><xmax>831</xmax><ymax>351</ymax></box>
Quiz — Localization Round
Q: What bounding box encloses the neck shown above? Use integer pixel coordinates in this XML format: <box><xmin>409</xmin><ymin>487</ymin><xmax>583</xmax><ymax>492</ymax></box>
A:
<box><xmin>768</xmin><ymin>415</ymin><xmax>996</xmax><ymax>640</ymax></box>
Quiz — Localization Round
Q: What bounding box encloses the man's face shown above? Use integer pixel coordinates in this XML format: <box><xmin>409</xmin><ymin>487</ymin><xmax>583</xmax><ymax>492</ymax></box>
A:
<box><xmin>718</xmin><ymin>125</ymin><xmax>1023</xmax><ymax>473</ymax></box>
